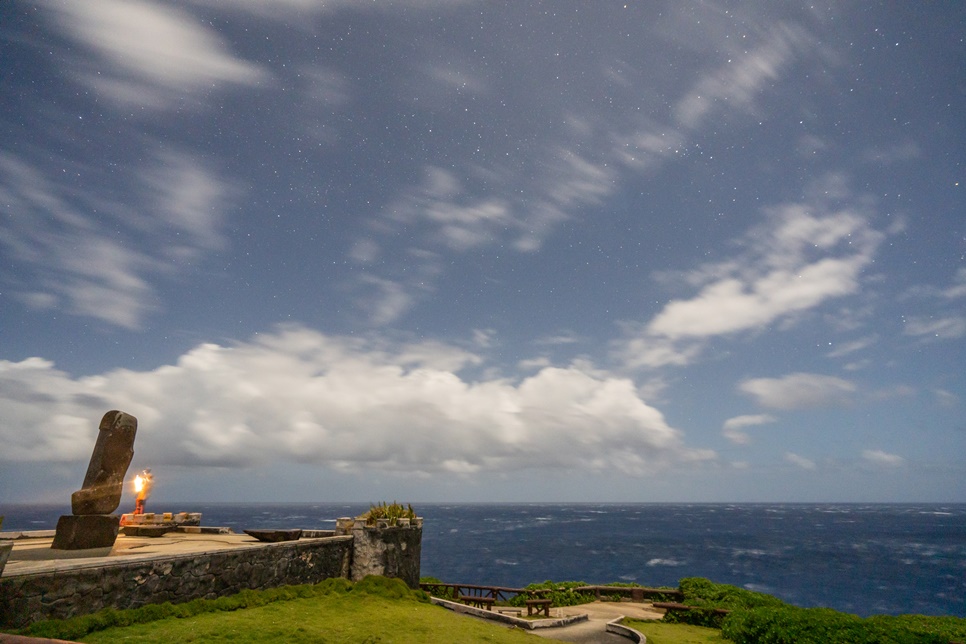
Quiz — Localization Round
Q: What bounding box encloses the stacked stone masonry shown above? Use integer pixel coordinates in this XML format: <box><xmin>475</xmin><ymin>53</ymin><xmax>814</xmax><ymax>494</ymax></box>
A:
<box><xmin>0</xmin><ymin>536</ymin><xmax>354</xmax><ymax>629</ymax></box>
<box><xmin>346</xmin><ymin>523</ymin><xmax>423</xmax><ymax>589</ymax></box>
<box><xmin>0</xmin><ymin>520</ymin><xmax>424</xmax><ymax>630</ymax></box>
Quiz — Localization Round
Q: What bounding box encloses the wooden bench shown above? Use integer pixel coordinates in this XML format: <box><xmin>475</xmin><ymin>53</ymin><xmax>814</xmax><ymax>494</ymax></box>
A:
<box><xmin>525</xmin><ymin>598</ymin><xmax>552</xmax><ymax>617</ymax></box>
<box><xmin>459</xmin><ymin>595</ymin><xmax>496</xmax><ymax>610</ymax></box>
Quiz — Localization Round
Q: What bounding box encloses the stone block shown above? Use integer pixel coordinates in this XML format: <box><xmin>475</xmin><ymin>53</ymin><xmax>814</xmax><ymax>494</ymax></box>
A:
<box><xmin>51</xmin><ymin>515</ymin><xmax>120</xmax><ymax>550</ymax></box>
<box><xmin>244</xmin><ymin>529</ymin><xmax>302</xmax><ymax>542</ymax></box>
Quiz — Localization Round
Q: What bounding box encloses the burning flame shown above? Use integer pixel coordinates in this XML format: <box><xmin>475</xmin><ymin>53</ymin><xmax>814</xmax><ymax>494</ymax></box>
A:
<box><xmin>132</xmin><ymin>469</ymin><xmax>153</xmax><ymax>514</ymax></box>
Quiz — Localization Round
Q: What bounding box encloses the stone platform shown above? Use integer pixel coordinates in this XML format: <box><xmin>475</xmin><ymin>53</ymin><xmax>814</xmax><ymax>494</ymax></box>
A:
<box><xmin>0</xmin><ymin>529</ymin><xmax>353</xmax><ymax>629</ymax></box>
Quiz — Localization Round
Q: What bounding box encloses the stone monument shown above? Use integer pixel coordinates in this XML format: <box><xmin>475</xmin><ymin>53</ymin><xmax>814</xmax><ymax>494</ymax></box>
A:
<box><xmin>51</xmin><ymin>410</ymin><xmax>137</xmax><ymax>551</ymax></box>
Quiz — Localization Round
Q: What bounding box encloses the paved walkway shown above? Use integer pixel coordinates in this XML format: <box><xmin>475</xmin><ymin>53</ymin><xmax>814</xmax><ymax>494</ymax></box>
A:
<box><xmin>440</xmin><ymin>599</ymin><xmax>665</xmax><ymax>643</ymax></box>
<box><xmin>532</xmin><ymin>602</ymin><xmax>664</xmax><ymax>643</ymax></box>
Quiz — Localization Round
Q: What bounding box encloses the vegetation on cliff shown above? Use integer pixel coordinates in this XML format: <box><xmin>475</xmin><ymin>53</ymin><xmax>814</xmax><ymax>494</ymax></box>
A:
<box><xmin>11</xmin><ymin>574</ymin><xmax>966</xmax><ymax>643</ymax></box>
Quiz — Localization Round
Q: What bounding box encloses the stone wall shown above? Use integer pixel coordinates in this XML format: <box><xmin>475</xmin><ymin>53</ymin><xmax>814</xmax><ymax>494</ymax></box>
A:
<box><xmin>345</xmin><ymin>522</ymin><xmax>423</xmax><ymax>589</ymax></box>
<box><xmin>0</xmin><ymin>536</ymin><xmax>353</xmax><ymax>629</ymax></box>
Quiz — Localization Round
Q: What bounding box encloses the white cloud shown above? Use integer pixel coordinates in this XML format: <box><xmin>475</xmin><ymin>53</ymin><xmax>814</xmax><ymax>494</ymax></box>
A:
<box><xmin>190</xmin><ymin>0</ymin><xmax>472</xmax><ymax>19</ymax></box>
<box><xmin>826</xmin><ymin>335</ymin><xmax>877</xmax><ymax>358</ymax></box>
<box><xmin>943</xmin><ymin>268</ymin><xmax>966</xmax><ymax>299</ymax></box>
<box><xmin>0</xmin><ymin>327</ymin><xmax>714</xmax><ymax>476</ymax></box>
<box><xmin>612</xmin><ymin>332</ymin><xmax>705</xmax><ymax>369</ymax></box>
<box><xmin>0</xmin><ymin>150</ymin><xmax>234</xmax><ymax>329</ymax></box>
<box><xmin>904</xmin><ymin>316</ymin><xmax>966</xmax><ymax>340</ymax></box>
<box><xmin>646</xmin><ymin>204</ymin><xmax>883</xmax><ymax>341</ymax></box>
<box><xmin>785</xmin><ymin>452</ymin><xmax>816</xmax><ymax>470</ymax></box>
<box><xmin>355</xmin><ymin>276</ymin><xmax>416</xmax><ymax>326</ymax></box>
<box><xmin>861</xmin><ymin>449</ymin><xmax>904</xmax><ymax>467</ymax></box>
<box><xmin>615</xmin><ymin>194</ymin><xmax>885</xmax><ymax>368</ymax></box>
<box><xmin>935</xmin><ymin>389</ymin><xmax>959</xmax><ymax>408</ymax></box>
<box><xmin>739</xmin><ymin>373</ymin><xmax>856</xmax><ymax>410</ymax></box>
<box><xmin>722</xmin><ymin>414</ymin><xmax>776</xmax><ymax>444</ymax></box>
<box><xmin>860</xmin><ymin>141</ymin><xmax>920</xmax><ymax>165</ymax></box>
<box><xmin>42</xmin><ymin>0</ymin><xmax>267</xmax><ymax>108</ymax></box>
<box><xmin>141</xmin><ymin>151</ymin><xmax>231</xmax><ymax>250</ymax></box>
<box><xmin>674</xmin><ymin>24</ymin><xmax>810</xmax><ymax>129</ymax></box>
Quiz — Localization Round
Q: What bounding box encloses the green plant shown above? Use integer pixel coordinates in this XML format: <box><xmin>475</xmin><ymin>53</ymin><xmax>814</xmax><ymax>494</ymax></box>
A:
<box><xmin>661</xmin><ymin>577</ymin><xmax>788</xmax><ymax>628</ymax></box>
<box><xmin>358</xmin><ymin>501</ymin><xmax>417</xmax><ymax>526</ymax></box>
<box><xmin>721</xmin><ymin>605</ymin><xmax>966</xmax><ymax>644</ymax></box>
<box><xmin>17</xmin><ymin>579</ymin><xmax>357</xmax><ymax>641</ymax></box>
<box><xmin>508</xmin><ymin>580</ymin><xmax>595</xmax><ymax>608</ymax></box>
<box><xmin>623</xmin><ymin>618</ymin><xmax>728</xmax><ymax>643</ymax></box>
<box><xmin>21</xmin><ymin>578</ymin><xmax>543</xmax><ymax>644</ymax></box>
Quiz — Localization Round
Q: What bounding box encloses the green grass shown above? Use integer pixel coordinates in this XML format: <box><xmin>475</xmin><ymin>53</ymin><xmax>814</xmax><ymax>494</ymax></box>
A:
<box><xmin>80</xmin><ymin>595</ymin><xmax>557</xmax><ymax>643</ymax></box>
<box><xmin>15</xmin><ymin>577</ymin><xmax>568</xmax><ymax>644</ymax></box>
<box><xmin>623</xmin><ymin>619</ymin><xmax>728</xmax><ymax>644</ymax></box>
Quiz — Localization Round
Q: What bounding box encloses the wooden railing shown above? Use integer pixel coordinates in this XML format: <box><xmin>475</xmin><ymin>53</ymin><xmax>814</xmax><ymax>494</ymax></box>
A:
<box><xmin>419</xmin><ymin>582</ymin><xmax>549</xmax><ymax>603</ymax></box>
<box><xmin>420</xmin><ymin>582</ymin><xmax>681</xmax><ymax>604</ymax></box>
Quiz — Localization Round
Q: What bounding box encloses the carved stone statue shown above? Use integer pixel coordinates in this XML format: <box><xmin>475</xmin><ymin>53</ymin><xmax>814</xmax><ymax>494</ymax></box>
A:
<box><xmin>51</xmin><ymin>410</ymin><xmax>137</xmax><ymax>551</ymax></box>
<box><xmin>71</xmin><ymin>410</ymin><xmax>138</xmax><ymax>515</ymax></box>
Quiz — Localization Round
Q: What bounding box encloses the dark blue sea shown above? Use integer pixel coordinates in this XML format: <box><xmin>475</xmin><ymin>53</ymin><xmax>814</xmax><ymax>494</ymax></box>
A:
<box><xmin>2</xmin><ymin>503</ymin><xmax>963</xmax><ymax>618</ymax></box>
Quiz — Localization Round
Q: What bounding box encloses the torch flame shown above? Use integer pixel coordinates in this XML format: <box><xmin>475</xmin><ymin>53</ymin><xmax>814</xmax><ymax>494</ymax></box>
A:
<box><xmin>132</xmin><ymin>469</ymin><xmax>153</xmax><ymax>514</ymax></box>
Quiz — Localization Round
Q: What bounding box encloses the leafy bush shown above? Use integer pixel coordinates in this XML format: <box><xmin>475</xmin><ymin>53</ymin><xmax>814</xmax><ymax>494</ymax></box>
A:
<box><xmin>679</xmin><ymin>577</ymin><xmax>786</xmax><ymax>610</ymax></box>
<box><xmin>507</xmin><ymin>580</ymin><xmax>596</xmax><ymax>608</ymax></box>
<box><xmin>661</xmin><ymin>577</ymin><xmax>789</xmax><ymax>628</ymax></box>
<box><xmin>722</xmin><ymin>606</ymin><xmax>966</xmax><ymax>644</ymax></box>
<box><xmin>358</xmin><ymin>501</ymin><xmax>417</xmax><ymax>525</ymax></box>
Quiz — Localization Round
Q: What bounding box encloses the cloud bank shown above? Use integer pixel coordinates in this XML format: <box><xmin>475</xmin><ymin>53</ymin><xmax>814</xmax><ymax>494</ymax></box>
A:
<box><xmin>0</xmin><ymin>327</ymin><xmax>714</xmax><ymax>477</ymax></box>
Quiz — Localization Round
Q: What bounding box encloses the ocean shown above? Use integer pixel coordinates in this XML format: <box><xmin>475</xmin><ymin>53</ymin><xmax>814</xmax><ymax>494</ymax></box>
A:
<box><xmin>2</xmin><ymin>502</ymin><xmax>963</xmax><ymax>618</ymax></box>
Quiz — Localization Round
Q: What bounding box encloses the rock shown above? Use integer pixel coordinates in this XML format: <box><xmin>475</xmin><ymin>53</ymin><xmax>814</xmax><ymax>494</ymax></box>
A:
<box><xmin>120</xmin><ymin>525</ymin><xmax>173</xmax><ymax>538</ymax></box>
<box><xmin>71</xmin><ymin>411</ymin><xmax>137</xmax><ymax>516</ymax></box>
<box><xmin>51</xmin><ymin>515</ymin><xmax>120</xmax><ymax>550</ymax></box>
<box><xmin>243</xmin><ymin>529</ymin><xmax>302</xmax><ymax>542</ymax></box>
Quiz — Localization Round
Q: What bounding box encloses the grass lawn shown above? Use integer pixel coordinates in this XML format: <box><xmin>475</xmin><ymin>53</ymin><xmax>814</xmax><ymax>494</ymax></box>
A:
<box><xmin>623</xmin><ymin>619</ymin><xmax>727</xmax><ymax>644</ymax></box>
<box><xmin>76</xmin><ymin>593</ymin><xmax>566</xmax><ymax>644</ymax></box>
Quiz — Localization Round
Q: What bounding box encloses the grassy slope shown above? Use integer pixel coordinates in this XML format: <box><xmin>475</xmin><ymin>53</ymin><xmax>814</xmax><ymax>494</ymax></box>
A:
<box><xmin>78</xmin><ymin>594</ymin><xmax>568</xmax><ymax>644</ymax></box>
<box><xmin>623</xmin><ymin>619</ymin><xmax>727</xmax><ymax>644</ymax></box>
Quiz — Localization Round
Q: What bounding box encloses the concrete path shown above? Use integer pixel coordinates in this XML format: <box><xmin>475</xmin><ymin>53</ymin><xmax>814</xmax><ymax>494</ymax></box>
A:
<box><xmin>438</xmin><ymin>599</ymin><xmax>665</xmax><ymax>643</ymax></box>
<box><xmin>531</xmin><ymin>602</ymin><xmax>664</xmax><ymax>643</ymax></box>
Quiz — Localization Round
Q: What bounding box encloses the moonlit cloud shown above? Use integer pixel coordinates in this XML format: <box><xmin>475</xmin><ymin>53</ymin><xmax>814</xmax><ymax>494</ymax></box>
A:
<box><xmin>739</xmin><ymin>373</ymin><xmax>856</xmax><ymax>410</ymax></box>
<box><xmin>615</xmin><ymin>194</ymin><xmax>886</xmax><ymax>368</ymax></box>
<box><xmin>943</xmin><ymin>269</ymin><xmax>966</xmax><ymax>299</ymax></box>
<box><xmin>0</xmin><ymin>150</ymin><xmax>235</xmax><ymax>329</ymax></box>
<box><xmin>904</xmin><ymin>316</ymin><xmax>966</xmax><ymax>340</ymax></box>
<box><xmin>861</xmin><ymin>449</ymin><xmax>905</xmax><ymax>467</ymax></box>
<box><xmin>646</xmin><ymin>204</ymin><xmax>884</xmax><ymax>340</ymax></box>
<box><xmin>722</xmin><ymin>414</ymin><xmax>776</xmax><ymax>444</ymax></box>
<box><xmin>675</xmin><ymin>23</ymin><xmax>810</xmax><ymax>129</ymax></box>
<box><xmin>826</xmin><ymin>336</ymin><xmax>877</xmax><ymax>358</ymax></box>
<box><xmin>0</xmin><ymin>327</ymin><xmax>714</xmax><ymax>476</ymax></box>
<box><xmin>785</xmin><ymin>452</ymin><xmax>817</xmax><ymax>470</ymax></box>
<box><xmin>41</xmin><ymin>0</ymin><xmax>268</xmax><ymax>108</ymax></box>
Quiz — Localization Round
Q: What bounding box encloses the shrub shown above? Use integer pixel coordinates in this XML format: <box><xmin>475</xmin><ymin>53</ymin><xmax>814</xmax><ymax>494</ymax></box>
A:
<box><xmin>679</xmin><ymin>577</ymin><xmax>786</xmax><ymax>610</ymax></box>
<box><xmin>507</xmin><ymin>581</ymin><xmax>595</xmax><ymax>608</ymax></box>
<box><xmin>358</xmin><ymin>501</ymin><xmax>416</xmax><ymax>526</ymax></box>
<box><xmin>661</xmin><ymin>577</ymin><xmax>789</xmax><ymax>628</ymax></box>
<box><xmin>353</xmin><ymin>574</ymin><xmax>428</xmax><ymax>601</ymax></box>
<box><xmin>721</xmin><ymin>606</ymin><xmax>966</xmax><ymax>644</ymax></box>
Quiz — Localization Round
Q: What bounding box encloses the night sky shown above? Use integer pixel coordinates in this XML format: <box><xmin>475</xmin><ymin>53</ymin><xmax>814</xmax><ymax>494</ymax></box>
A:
<box><xmin>1</xmin><ymin>1</ymin><xmax>964</xmax><ymax>504</ymax></box>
